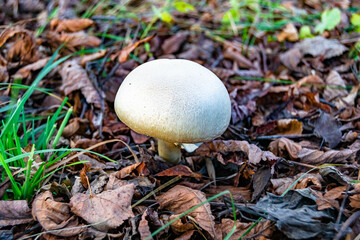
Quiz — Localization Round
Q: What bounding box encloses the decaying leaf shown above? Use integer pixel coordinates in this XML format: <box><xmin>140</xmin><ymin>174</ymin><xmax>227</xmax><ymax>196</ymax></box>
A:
<box><xmin>294</xmin><ymin>36</ymin><xmax>347</xmax><ymax>59</ymax></box>
<box><xmin>313</xmin><ymin>111</ymin><xmax>342</xmax><ymax>148</ymax></box>
<box><xmin>115</xmin><ymin>161</ymin><xmax>149</xmax><ymax>179</ymax></box>
<box><xmin>116</xmin><ymin>36</ymin><xmax>154</xmax><ymax>63</ymax></box>
<box><xmin>32</xmin><ymin>191</ymin><xmax>83</xmax><ymax>237</ymax></box>
<box><xmin>12</xmin><ymin>57</ymin><xmax>50</xmax><ymax>79</ymax></box>
<box><xmin>322</xmin><ymin>70</ymin><xmax>347</xmax><ymax>102</ymax></box>
<box><xmin>162</xmin><ymin>32</ymin><xmax>188</xmax><ymax>54</ymax></box>
<box><xmin>196</xmin><ymin>140</ymin><xmax>278</xmax><ymax>165</ymax></box>
<box><xmin>139</xmin><ymin>209</ymin><xmax>153</xmax><ymax>240</ymax></box>
<box><xmin>70</xmin><ymin>183</ymin><xmax>135</xmax><ymax>231</ymax></box>
<box><xmin>50</xmin><ymin>19</ymin><xmax>94</xmax><ymax>32</ymax></box>
<box><xmin>60</xmin><ymin>59</ymin><xmax>102</xmax><ymax>107</ymax></box>
<box><xmin>275</xmin><ymin>119</ymin><xmax>303</xmax><ymax>135</ymax></box>
<box><xmin>156</xmin><ymin>165</ymin><xmax>202</xmax><ymax>180</ymax></box>
<box><xmin>156</xmin><ymin>185</ymin><xmax>218</xmax><ymax>239</ymax></box>
<box><xmin>0</xmin><ymin>200</ymin><xmax>32</xmax><ymax>227</ymax></box>
<box><xmin>206</xmin><ymin>185</ymin><xmax>251</xmax><ymax>202</ymax></box>
<box><xmin>46</xmin><ymin>31</ymin><xmax>101</xmax><ymax>49</ymax></box>
<box><xmin>277</xmin><ymin>23</ymin><xmax>299</xmax><ymax>42</ymax></box>
<box><xmin>269</xmin><ymin>138</ymin><xmax>358</xmax><ymax>164</ymax></box>
<box><xmin>79</xmin><ymin>163</ymin><xmax>91</xmax><ymax>189</ymax></box>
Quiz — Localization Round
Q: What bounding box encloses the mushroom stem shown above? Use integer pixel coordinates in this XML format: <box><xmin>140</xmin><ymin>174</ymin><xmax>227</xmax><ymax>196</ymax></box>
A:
<box><xmin>158</xmin><ymin>139</ymin><xmax>181</xmax><ymax>164</ymax></box>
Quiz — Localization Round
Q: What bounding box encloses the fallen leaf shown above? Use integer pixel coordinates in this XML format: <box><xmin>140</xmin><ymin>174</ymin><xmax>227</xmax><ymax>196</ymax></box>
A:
<box><xmin>139</xmin><ymin>209</ymin><xmax>153</xmax><ymax>240</ymax></box>
<box><xmin>271</xmin><ymin>177</ymin><xmax>295</xmax><ymax>195</ymax></box>
<box><xmin>32</xmin><ymin>191</ymin><xmax>83</xmax><ymax>237</ymax></box>
<box><xmin>156</xmin><ymin>165</ymin><xmax>202</xmax><ymax>180</ymax></box>
<box><xmin>323</xmin><ymin>70</ymin><xmax>347</xmax><ymax>102</ymax></box>
<box><xmin>50</xmin><ymin>19</ymin><xmax>94</xmax><ymax>32</ymax></box>
<box><xmin>131</xmin><ymin>130</ymin><xmax>150</xmax><ymax>144</ymax></box>
<box><xmin>156</xmin><ymin>185</ymin><xmax>217</xmax><ymax>239</ymax></box>
<box><xmin>0</xmin><ymin>200</ymin><xmax>32</xmax><ymax>227</ymax></box>
<box><xmin>12</xmin><ymin>57</ymin><xmax>50</xmax><ymax>79</ymax></box>
<box><xmin>313</xmin><ymin>111</ymin><xmax>342</xmax><ymax>148</ymax></box>
<box><xmin>162</xmin><ymin>32</ymin><xmax>188</xmax><ymax>54</ymax></box>
<box><xmin>62</xmin><ymin>117</ymin><xmax>89</xmax><ymax>138</ymax></box>
<box><xmin>80</xmin><ymin>163</ymin><xmax>91</xmax><ymax>189</ymax></box>
<box><xmin>195</xmin><ymin>140</ymin><xmax>278</xmax><ymax>166</ymax></box>
<box><xmin>277</xmin><ymin>23</ymin><xmax>299</xmax><ymax>42</ymax></box>
<box><xmin>294</xmin><ymin>36</ymin><xmax>347</xmax><ymax>59</ymax></box>
<box><xmin>223</xmin><ymin>47</ymin><xmax>254</xmax><ymax>69</ymax></box>
<box><xmin>60</xmin><ymin>59</ymin><xmax>102</xmax><ymax>107</ymax></box>
<box><xmin>115</xmin><ymin>162</ymin><xmax>149</xmax><ymax>179</ymax></box>
<box><xmin>295</xmin><ymin>173</ymin><xmax>322</xmax><ymax>191</ymax></box>
<box><xmin>275</xmin><ymin>119</ymin><xmax>303</xmax><ymax>135</ymax></box>
<box><xmin>47</xmin><ymin>31</ymin><xmax>101</xmax><ymax>49</ymax></box>
<box><xmin>206</xmin><ymin>185</ymin><xmax>251</xmax><ymax>202</ymax></box>
<box><xmin>116</xmin><ymin>36</ymin><xmax>154</xmax><ymax>63</ymax></box>
<box><xmin>70</xmin><ymin>183</ymin><xmax>135</xmax><ymax>231</ymax></box>
<box><xmin>252</xmin><ymin>166</ymin><xmax>271</xmax><ymax>202</ymax></box>
<box><xmin>79</xmin><ymin>50</ymin><xmax>107</xmax><ymax>66</ymax></box>
<box><xmin>280</xmin><ymin>48</ymin><xmax>303</xmax><ymax>71</ymax></box>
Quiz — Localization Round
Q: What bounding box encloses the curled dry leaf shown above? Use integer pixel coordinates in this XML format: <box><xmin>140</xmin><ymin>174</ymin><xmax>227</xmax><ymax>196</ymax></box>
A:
<box><xmin>223</xmin><ymin>47</ymin><xmax>254</xmax><ymax>69</ymax></box>
<box><xmin>277</xmin><ymin>23</ymin><xmax>299</xmax><ymax>42</ymax></box>
<box><xmin>60</xmin><ymin>59</ymin><xmax>102</xmax><ymax>107</ymax></box>
<box><xmin>79</xmin><ymin>50</ymin><xmax>107</xmax><ymax>67</ymax></box>
<box><xmin>156</xmin><ymin>165</ymin><xmax>202</xmax><ymax>180</ymax></box>
<box><xmin>206</xmin><ymin>185</ymin><xmax>251</xmax><ymax>202</ymax></box>
<box><xmin>32</xmin><ymin>191</ymin><xmax>83</xmax><ymax>237</ymax></box>
<box><xmin>50</xmin><ymin>19</ymin><xmax>94</xmax><ymax>32</ymax></box>
<box><xmin>62</xmin><ymin>117</ymin><xmax>89</xmax><ymax>138</ymax></box>
<box><xmin>116</xmin><ymin>35</ymin><xmax>154</xmax><ymax>63</ymax></box>
<box><xmin>115</xmin><ymin>161</ymin><xmax>149</xmax><ymax>179</ymax></box>
<box><xmin>217</xmin><ymin>218</ymin><xmax>273</xmax><ymax>240</ymax></box>
<box><xmin>195</xmin><ymin>140</ymin><xmax>278</xmax><ymax>165</ymax></box>
<box><xmin>294</xmin><ymin>36</ymin><xmax>347</xmax><ymax>59</ymax></box>
<box><xmin>269</xmin><ymin>138</ymin><xmax>359</xmax><ymax>165</ymax></box>
<box><xmin>162</xmin><ymin>32</ymin><xmax>188</xmax><ymax>54</ymax></box>
<box><xmin>275</xmin><ymin>119</ymin><xmax>303</xmax><ymax>135</ymax></box>
<box><xmin>271</xmin><ymin>177</ymin><xmax>295</xmax><ymax>195</ymax></box>
<box><xmin>47</xmin><ymin>31</ymin><xmax>101</xmax><ymax>49</ymax></box>
<box><xmin>0</xmin><ymin>200</ymin><xmax>32</xmax><ymax>227</ymax></box>
<box><xmin>131</xmin><ymin>130</ymin><xmax>150</xmax><ymax>144</ymax></box>
<box><xmin>315</xmin><ymin>186</ymin><xmax>346</xmax><ymax>210</ymax></box>
<box><xmin>12</xmin><ymin>57</ymin><xmax>50</xmax><ymax>79</ymax></box>
<box><xmin>138</xmin><ymin>209</ymin><xmax>153</xmax><ymax>240</ymax></box>
<box><xmin>79</xmin><ymin>163</ymin><xmax>91</xmax><ymax>189</ymax></box>
<box><xmin>70</xmin><ymin>183</ymin><xmax>135</xmax><ymax>232</ymax></box>
<box><xmin>350</xmin><ymin>183</ymin><xmax>360</xmax><ymax>209</ymax></box>
<box><xmin>156</xmin><ymin>185</ymin><xmax>218</xmax><ymax>240</ymax></box>
<box><xmin>323</xmin><ymin>70</ymin><xmax>347</xmax><ymax>102</ymax></box>
<box><xmin>295</xmin><ymin>173</ymin><xmax>322</xmax><ymax>191</ymax></box>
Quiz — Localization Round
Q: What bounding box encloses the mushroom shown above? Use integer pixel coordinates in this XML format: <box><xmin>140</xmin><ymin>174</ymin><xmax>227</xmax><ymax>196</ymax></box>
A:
<box><xmin>114</xmin><ymin>59</ymin><xmax>231</xmax><ymax>164</ymax></box>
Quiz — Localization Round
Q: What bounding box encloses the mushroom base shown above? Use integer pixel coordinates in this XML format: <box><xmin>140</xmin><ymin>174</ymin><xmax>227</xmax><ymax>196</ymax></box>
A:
<box><xmin>158</xmin><ymin>139</ymin><xmax>181</xmax><ymax>164</ymax></box>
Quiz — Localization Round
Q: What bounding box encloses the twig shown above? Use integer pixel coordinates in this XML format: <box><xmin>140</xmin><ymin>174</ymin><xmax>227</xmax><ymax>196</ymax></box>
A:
<box><xmin>335</xmin><ymin>184</ymin><xmax>351</xmax><ymax>230</ymax></box>
<box><xmin>333</xmin><ymin>211</ymin><xmax>360</xmax><ymax>240</ymax></box>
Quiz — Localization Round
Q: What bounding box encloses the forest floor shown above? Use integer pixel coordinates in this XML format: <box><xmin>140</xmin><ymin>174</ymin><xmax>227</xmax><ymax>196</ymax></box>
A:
<box><xmin>0</xmin><ymin>0</ymin><xmax>360</xmax><ymax>239</ymax></box>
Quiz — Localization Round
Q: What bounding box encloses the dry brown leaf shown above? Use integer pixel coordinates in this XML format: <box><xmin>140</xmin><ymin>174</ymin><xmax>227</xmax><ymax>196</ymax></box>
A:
<box><xmin>196</xmin><ymin>140</ymin><xmax>278</xmax><ymax>165</ymax></box>
<box><xmin>169</xmin><ymin>215</ymin><xmax>195</xmax><ymax>234</ymax></box>
<box><xmin>62</xmin><ymin>117</ymin><xmax>89</xmax><ymax>138</ymax></box>
<box><xmin>156</xmin><ymin>185</ymin><xmax>217</xmax><ymax>239</ymax></box>
<box><xmin>139</xmin><ymin>209</ymin><xmax>153</xmax><ymax>240</ymax></box>
<box><xmin>335</xmin><ymin>85</ymin><xmax>360</xmax><ymax>109</ymax></box>
<box><xmin>50</xmin><ymin>19</ymin><xmax>94</xmax><ymax>32</ymax></box>
<box><xmin>275</xmin><ymin>119</ymin><xmax>303</xmax><ymax>135</ymax></box>
<box><xmin>156</xmin><ymin>165</ymin><xmax>202</xmax><ymax>180</ymax></box>
<box><xmin>206</xmin><ymin>185</ymin><xmax>251</xmax><ymax>202</ymax></box>
<box><xmin>115</xmin><ymin>162</ymin><xmax>149</xmax><ymax>179</ymax></box>
<box><xmin>223</xmin><ymin>47</ymin><xmax>254</xmax><ymax>69</ymax></box>
<box><xmin>268</xmin><ymin>138</ymin><xmax>302</xmax><ymax>160</ymax></box>
<box><xmin>117</xmin><ymin>36</ymin><xmax>154</xmax><ymax>63</ymax></box>
<box><xmin>295</xmin><ymin>173</ymin><xmax>322</xmax><ymax>190</ymax></box>
<box><xmin>0</xmin><ymin>181</ymin><xmax>11</xmax><ymax>199</ymax></box>
<box><xmin>277</xmin><ymin>23</ymin><xmax>299</xmax><ymax>42</ymax></box>
<box><xmin>80</xmin><ymin>163</ymin><xmax>91</xmax><ymax>189</ymax></box>
<box><xmin>70</xmin><ymin>183</ymin><xmax>135</xmax><ymax>231</ymax></box>
<box><xmin>294</xmin><ymin>36</ymin><xmax>347</xmax><ymax>59</ymax></box>
<box><xmin>313</xmin><ymin>112</ymin><xmax>342</xmax><ymax>148</ymax></box>
<box><xmin>174</xmin><ymin>230</ymin><xmax>197</xmax><ymax>240</ymax></box>
<box><xmin>217</xmin><ymin>218</ymin><xmax>273</xmax><ymax>240</ymax></box>
<box><xmin>131</xmin><ymin>130</ymin><xmax>150</xmax><ymax>144</ymax></box>
<box><xmin>47</xmin><ymin>31</ymin><xmax>101</xmax><ymax>49</ymax></box>
<box><xmin>323</xmin><ymin>70</ymin><xmax>347</xmax><ymax>102</ymax></box>
<box><xmin>0</xmin><ymin>200</ymin><xmax>32</xmax><ymax>227</ymax></box>
<box><xmin>269</xmin><ymin>138</ymin><xmax>358</xmax><ymax>164</ymax></box>
<box><xmin>162</xmin><ymin>32</ymin><xmax>188</xmax><ymax>54</ymax></box>
<box><xmin>270</xmin><ymin>177</ymin><xmax>295</xmax><ymax>195</ymax></box>
<box><xmin>280</xmin><ymin>48</ymin><xmax>303</xmax><ymax>71</ymax></box>
<box><xmin>32</xmin><ymin>191</ymin><xmax>83</xmax><ymax>237</ymax></box>
<box><xmin>0</xmin><ymin>65</ymin><xmax>8</xmax><ymax>82</ymax></box>
<box><xmin>13</xmin><ymin>57</ymin><xmax>50</xmax><ymax>79</ymax></box>
<box><xmin>60</xmin><ymin>59</ymin><xmax>102</xmax><ymax>107</ymax></box>
<box><xmin>79</xmin><ymin>50</ymin><xmax>107</xmax><ymax>66</ymax></box>
<box><xmin>0</xmin><ymin>27</ymin><xmax>27</xmax><ymax>48</ymax></box>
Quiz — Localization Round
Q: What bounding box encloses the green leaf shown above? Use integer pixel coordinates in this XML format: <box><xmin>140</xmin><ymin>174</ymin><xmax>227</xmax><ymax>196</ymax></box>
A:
<box><xmin>160</xmin><ymin>11</ymin><xmax>173</xmax><ymax>23</ymax></box>
<box><xmin>299</xmin><ymin>25</ymin><xmax>313</xmax><ymax>39</ymax></box>
<box><xmin>351</xmin><ymin>13</ymin><xmax>360</xmax><ymax>26</ymax></box>
<box><xmin>222</xmin><ymin>9</ymin><xmax>240</xmax><ymax>24</ymax></box>
<box><xmin>315</xmin><ymin>8</ymin><xmax>341</xmax><ymax>33</ymax></box>
<box><xmin>173</xmin><ymin>1</ymin><xmax>194</xmax><ymax>13</ymax></box>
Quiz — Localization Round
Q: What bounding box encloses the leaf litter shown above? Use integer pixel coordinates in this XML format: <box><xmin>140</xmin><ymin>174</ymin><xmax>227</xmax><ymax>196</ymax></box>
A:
<box><xmin>0</xmin><ymin>1</ymin><xmax>360</xmax><ymax>240</ymax></box>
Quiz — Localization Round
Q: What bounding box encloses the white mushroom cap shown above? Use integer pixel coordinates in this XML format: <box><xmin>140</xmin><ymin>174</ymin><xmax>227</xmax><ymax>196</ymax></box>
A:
<box><xmin>114</xmin><ymin>59</ymin><xmax>231</xmax><ymax>143</ymax></box>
